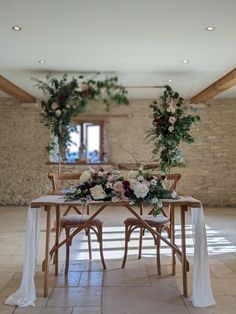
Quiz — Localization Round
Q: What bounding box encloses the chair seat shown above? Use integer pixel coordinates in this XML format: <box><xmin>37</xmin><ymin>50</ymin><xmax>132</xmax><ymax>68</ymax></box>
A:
<box><xmin>124</xmin><ymin>215</ymin><xmax>169</xmax><ymax>227</ymax></box>
<box><xmin>60</xmin><ymin>214</ymin><xmax>102</xmax><ymax>227</ymax></box>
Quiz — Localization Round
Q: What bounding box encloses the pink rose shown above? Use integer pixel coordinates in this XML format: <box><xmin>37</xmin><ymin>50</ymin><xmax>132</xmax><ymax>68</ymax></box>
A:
<box><xmin>113</xmin><ymin>181</ymin><xmax>124</xmax><ymax>193</ymax></box>
<box><xmin>169</xmin><ymin>116</ymin><xmax>176</xmax><ymax>124</ymax></box>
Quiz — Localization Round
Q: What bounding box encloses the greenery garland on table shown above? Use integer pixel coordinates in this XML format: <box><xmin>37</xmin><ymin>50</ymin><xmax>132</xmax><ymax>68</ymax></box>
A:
<box><xmin>146</xmin><ymin>85</ymin><xmax>200</xmax><ymax>173</ymax></box>
<box><xmin>34</xmin><ymin>75</ymin><xmax>129</xmax><ymax>156</ymax></box>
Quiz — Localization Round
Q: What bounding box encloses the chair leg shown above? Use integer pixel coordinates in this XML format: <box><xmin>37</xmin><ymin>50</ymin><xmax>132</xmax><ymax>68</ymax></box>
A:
<box><xmin>86</xmin><ymin>228</ymin><xmax>92</xmax><ymax>260</ymax></box>
<box><xmin>65</xmin><ymin>227</ymin><xmax>71</xmax><ymax>275</ymax></box>
<box><xmin>138</xmin><ymin>227</ymin><xmax>143</xmax><ymax>259</ymax></box>
<box><xmin>97</xmin><ymin>224</ymin><xmax>106</xmax><ymax>269</ymax></box>
<box><xmin>156</xmin><ymin>227</ymin><xmax>161</xmax><ymax>275</ymax></box>
<box><xmin>122</xmin><ymin>223</ymin><xmax>129</xmax><ymax>268</ymax></box>
<box><xmin>86</xmin><ymin>204</ymin><xmax>90</xmax><ymax>215</ymax></box>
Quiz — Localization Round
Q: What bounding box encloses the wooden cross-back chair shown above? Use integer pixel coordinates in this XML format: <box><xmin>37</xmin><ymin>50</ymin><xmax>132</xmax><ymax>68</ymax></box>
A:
<box><xmin>48</xmin><ymin>173</ymin><xmax>89</xmax><ymax>216</ymax></box>
<box><xmin>122</xmin><ymin>173</ymin><xmax>181</xmax><ymax>275</ymax></box>
<box><xmin>48</xmin><ymin>172</ymin><xmax>106</xmax><ymax>274</ymax></box>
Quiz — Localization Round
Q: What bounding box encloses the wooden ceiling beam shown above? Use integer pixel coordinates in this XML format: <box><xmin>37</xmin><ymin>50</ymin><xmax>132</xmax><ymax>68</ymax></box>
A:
<box><xmin>0</xmin><ymin>75</ymin><xmax>35</xmax><ymax>103</ymax></box>
<box><xmin>190</xmin><ymin>68</ymin><xmax>236</xmax><ymax>103</ymax></box>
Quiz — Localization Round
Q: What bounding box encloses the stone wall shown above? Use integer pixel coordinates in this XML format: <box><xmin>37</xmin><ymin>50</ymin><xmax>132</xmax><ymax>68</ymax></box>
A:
<box><xmin>0</xmin><ymin>99</ymin><xmax>50</xmax><ymax>205</ymax></box>
<box><xmin>0</xmin><ymin>97</ymin><xmax>235</xmax><ymax>206</ymax></box>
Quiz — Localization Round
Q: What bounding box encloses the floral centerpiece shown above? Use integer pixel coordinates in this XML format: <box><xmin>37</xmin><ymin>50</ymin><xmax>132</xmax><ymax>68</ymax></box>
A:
<box><xmin>65</xmin><ymin>165</ymin><xmax>175</xmax><ymax>216</ymax></box>
<box><xmin>34</xmin><ymin>75</ymin><xmax>129</xmax><ymax>157</ymax></box>
<box><xmin>146</xmin><ymin>85</ymin><xmax>200</xmax><ymax>173</ymax></box>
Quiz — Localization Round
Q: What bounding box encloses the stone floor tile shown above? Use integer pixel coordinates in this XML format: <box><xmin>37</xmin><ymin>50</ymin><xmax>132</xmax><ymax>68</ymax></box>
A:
<box><xmin>210</xmin><ymin>263</ymin><xmax>236</xmax><ymax>279</ymax></box>
<box><xmin>0</xmin><ymin>309</ymin><xmax>15</xmax><ymax>314</ymax></box>
<box><xmin>47</xmin><ymin>287</ymin><xmax>102</xmax><ymax>307</ymax></box>
<box><xmin>103</xmin><ymin>268</ymin><xmax>150</xmax><ymax>287</ymax></box>
<box><xmin>53</xmin><ymin>272</ymin><xmax>81</xmax><ymax>287</ymax></box>
<box><xmin>211</xmin><ymin>279</ymin><xmax>236</xmax><ymax>295</ymax></box>
<box><xmin>103</xmin><ymin>286</ymin><xmax>188</xmax><ymax>314</ymax></box>
<box><xmin>79</xmin><ymin>272</ymin><xmax>104</xmax><ymax>286</ymax></box>
<box><xmin>72</xmin><ymin>307</ymin><xmax>101</xmax><ymax>314</ymax></box>
<box><xmin>65</xmin><ymin>260</ymin><xmax>104</xmax><ymax>272</ymax></box>
<box><xmin>14</xmin><ymin>307</ymin><xmax>73</xmax><ymax>314</ymax></box>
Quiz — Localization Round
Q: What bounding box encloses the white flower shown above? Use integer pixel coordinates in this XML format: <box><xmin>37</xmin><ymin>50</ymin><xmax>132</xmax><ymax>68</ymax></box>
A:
<box><xmin>171</xmin><ymin>191</ymin><xmax>178</xmax><ymax>199</ymax></box>
<box><xmin>161</xmin><ymin>182</ymin><xmax>166</xmax><ymax>189</ymax></box>
<box><xmin>168</xmin><ymin>126</ymin><xmax>174</xmax><ymax>132</ymax></box>
<box><xmin>89</xmin><ymin>167</ymin><xmax>96</xmax><ymax>174</ymax></box>
<box><xmin>128</xmin><ymin>170</ymin><xmax>139</xmax><ymax>179</ymax></box>
<box><xmin>51</xmin><ymin>102</ymin><xmax>58</xmax><ymax>110</ymax></box>
<box><xmin>151</xmin><ymin>197</ymin><xmax>159</xmax><ymax>204</ymax></box>
<box><xmin>79</xmin><ymin>170</ymin><xmax>91</xmax><ymax>183</ymax></box>
<box><xmin>76</xmin><ymin>83</ymin><xmax>89</xmax><ymax>92</ymax></box>
<box><xmin>169</xmin><ymin>116</ymin><xmax>176</xmax><ymax>124</ymax></box>
<box><xmin>98</xmin><ymin>171</ymin><xmax>105</xmax><ymax>177</ymax></box>
<box><xmin>157</xmin><ymin>200</ymin><xmax>163</xmax><ymax>208</ymax></box>
<box><xmin>129</xmin><ymin>179</ymin><xmax>137</xmax><ymax>190</ymax></box>
<box><xmin>55</xmin><ymin>109</ymin><xmax>61</xmax><ymax>117</ymax></box>
<box><xmin>90</xmin><ymin>185</ymin><xmax>106</xmax><ymax>200</ymax></box>
<box><xmin>150</xmin><ymin>179</ymin><xmax>157</xmax><ymax>186</ymax></box>
<box><xmin>167</xmin><ymin>103</ymin><xmax>176</xmax><ymax>114</ymax></box>
<box><xmin>134</xmin><ymin>182</ymin><xmax>149</xmax><ymax>198</ymax></box>
<box><xmin>137</xmin><ymin>175</ymin><xmax>144</xmax><ymax>182</ymax></box>
<box><xmin>105</xmin><ymin>182</ymin><xmax>113</xmax><ymax>189</ymax></box>
<box><xmin>138</xmin><ymin>163</ymin><xmax>144</xmax><ymax>171</ymax></box>
<box><xmin>112</xmin><ymin>196</ymin><xmax>119</xmax><ymax>202</ymax></box>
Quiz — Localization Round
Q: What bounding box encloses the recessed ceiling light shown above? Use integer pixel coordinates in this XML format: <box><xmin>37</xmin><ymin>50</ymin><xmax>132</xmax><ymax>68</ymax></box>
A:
<box><xmin>12</xmin><ymin>26</ymin><xmax>22</xmax><ymax>31</ymax></box>
<box><xmin>181</xmin><ymin>59</ymin><xmax>189</xmax><ymax>64</ymax></box>
<box><xmin>168</xmin><ymin>79</ymin><xmax>172</xmax><ymax>83</ymax></box>
<box><xmin>38</xmin><ymin>60</ymin><xmax>46</xmax><ymax>64</ymax></box>
<box><xmin>206</xmin><ymin>26</ymin><xmax>215</xmax><ymax>31</ymax></box>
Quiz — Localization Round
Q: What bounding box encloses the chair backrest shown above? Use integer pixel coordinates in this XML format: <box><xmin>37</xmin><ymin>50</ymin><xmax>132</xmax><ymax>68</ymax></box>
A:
<box><xmin>48</xmin><ymin>173</ymin><xmax>81</xmax><ymax>192</ymax></box>
<box><xmin>152</xmin><ymin>173</ymin><xmax>181</xmax><ymax>192</ymax></box>
<box><xmin>165</xmin><ymin>173</ymin><xmax>181</xmax><ymax>192</ymax></box>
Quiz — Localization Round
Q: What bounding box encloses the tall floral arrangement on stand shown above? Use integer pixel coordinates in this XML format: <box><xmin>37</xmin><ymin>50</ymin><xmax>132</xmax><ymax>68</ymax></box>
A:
<box><xmin>34</xmin><ymin>75</ymin><xmax>129</xmax><ymax>159</ymax></box>
<box><xmin>146</xmin><ymin>85</ymin><xmax>200</xmax><ymax>173</ymax></box>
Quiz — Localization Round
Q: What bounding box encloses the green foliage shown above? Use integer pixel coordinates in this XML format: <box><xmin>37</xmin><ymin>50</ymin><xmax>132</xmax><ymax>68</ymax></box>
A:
<box><xmin>146</xmin><ymin>85</ymin><xmax>200</xmax><ymax>173</ymax></box>
<box><xmin>34</xmin><ymin>75</ymin><xmax>129</xmax><ymax>154</ymax></box>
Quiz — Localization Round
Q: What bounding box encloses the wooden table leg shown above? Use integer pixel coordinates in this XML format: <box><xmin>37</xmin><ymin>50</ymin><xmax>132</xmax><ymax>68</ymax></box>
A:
<box><xmin>44</xmin><ymin>205</ymin><xmax>51</xmax><ymax>297</ymax></box>
<box><xmin>180</xmin><ymin>204</ymin><xmax>188</xmax><ymax>297</ymax></box>
<box><xmin>170</xmin><ymin>205</ymin><xmax>176</xmax><ymax>275</ymax></box>
<box><xmin>54</xmin><ymin>205</ymin><xmax>60</xmax><ymax>275</ymax></box>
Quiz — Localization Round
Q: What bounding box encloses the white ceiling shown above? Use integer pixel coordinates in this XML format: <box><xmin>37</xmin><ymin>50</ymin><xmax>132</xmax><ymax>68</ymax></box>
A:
<box><xmin>0</xmin><ymin>0</ymin><xmax>236</xmax><ymax>100</ymax></box>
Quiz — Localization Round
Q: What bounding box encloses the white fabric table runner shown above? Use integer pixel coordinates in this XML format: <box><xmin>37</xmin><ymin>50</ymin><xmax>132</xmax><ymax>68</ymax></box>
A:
<box><xmin>5</xmin><ymin>197</ymin><xmax>216</xmax><ymax>308</ymax></box>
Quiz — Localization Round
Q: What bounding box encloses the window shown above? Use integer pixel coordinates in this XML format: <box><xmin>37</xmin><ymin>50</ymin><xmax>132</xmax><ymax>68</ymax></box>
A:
<box><xmin>66</xmin><ymin>121</ymin><xmax>106</xmax><ymax>163</ymax></box>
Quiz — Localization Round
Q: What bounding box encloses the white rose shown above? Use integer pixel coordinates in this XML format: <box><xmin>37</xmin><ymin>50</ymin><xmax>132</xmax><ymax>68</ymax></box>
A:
<box><xmin>150</xmin><ymin>179</ymin><xmax>157</xmax><ymax>186</ymax></box>
<box><xmin>55</xmin><ymin>109</ymin><xmax>61</xmax><ymax>117</ymax></box>
<box><xmin>134</xmin><ymin>182</ymin><xmax>149</xmax><ymax>199</ymax></box>
<box><xmin>128</xmin><ymin>170</ymin><xmax>139</xmax><ymax>179</ymax></box>
<box><xmin>137</xmin><ymin>175</ymin><xmax>144</xmax><ymax>182</ymax></box>
<box><xmin>51</xmin><ymin>102</ymin><xmax>58</xmax><ymax>110</ymax></box>
<box><xmin>79</xmin><ymin>170</ymin><xmax>91</xmax><ymax>183</ymax></box>
<box><xmin>129</xmin><ymin>179</ymin><xmax>137</xmax><ymax>190</ymax></box>
<box><xmin>171</xmin><ymin>191</ymin><xmax>178</xmax><ymax>199</ymax></box>
<box><xmin>90</xmin><ymin>185</ymin><xmax>106</xmax><ymax>200</ymax></box>
<box><xmin>138</xmin><ymin>163</ymin><xmax>144</xmax><ymax>171</ymax></box>
<box><xmin>76</xmin><ymin>83</ymin><xmax>89</xmax><ymax>92</ymax></box>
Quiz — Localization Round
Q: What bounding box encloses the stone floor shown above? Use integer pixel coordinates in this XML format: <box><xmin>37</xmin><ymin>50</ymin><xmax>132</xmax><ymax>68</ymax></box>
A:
<box><xmin>0</xmin><ymin>205</ymin><xmax>236</xmax><ymax>314</ymax></box>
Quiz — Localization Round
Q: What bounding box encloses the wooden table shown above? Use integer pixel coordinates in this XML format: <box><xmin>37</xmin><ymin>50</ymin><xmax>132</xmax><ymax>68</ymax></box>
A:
<box><xmin>31</xmin><ymin>195</ymin><xmax>201</xmax><ymax>298</ymax></box>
